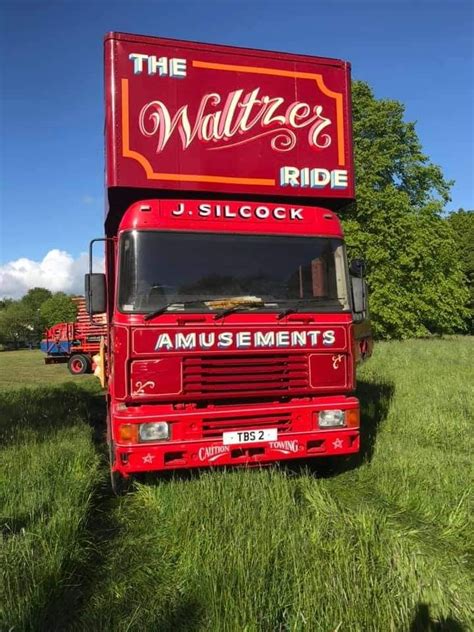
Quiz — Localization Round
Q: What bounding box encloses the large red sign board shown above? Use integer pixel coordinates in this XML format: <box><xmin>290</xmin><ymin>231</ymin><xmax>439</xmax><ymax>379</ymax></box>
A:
<box><xmin>105</xmin><ymin>32</ymin><xmax>354</xmax><ymax>202</ymax></box>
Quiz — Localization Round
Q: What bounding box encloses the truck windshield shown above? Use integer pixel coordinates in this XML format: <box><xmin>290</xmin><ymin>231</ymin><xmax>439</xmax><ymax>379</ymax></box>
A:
<box><xmin>118</xmin><ymin>231</ymin><xmax>350</xmax><ymax>313</ymax></box>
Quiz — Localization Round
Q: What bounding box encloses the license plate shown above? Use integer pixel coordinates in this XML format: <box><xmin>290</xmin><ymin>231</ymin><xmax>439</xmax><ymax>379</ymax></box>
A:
<box><xmin>222</xmin><ymin>428</ymin><xmax>278</xmax><ymax>445</ymax></box>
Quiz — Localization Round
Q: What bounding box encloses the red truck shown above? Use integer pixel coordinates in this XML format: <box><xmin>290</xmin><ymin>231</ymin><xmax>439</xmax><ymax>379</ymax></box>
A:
<box><xmin>41</xmin><ymin>297</ymin><xmax>107</xmax><ymax>374</ymax></box>
<box><xmin>86</xmin><ymin>33</ymin><xmax>372</xmax><ymax>491</ymax></box>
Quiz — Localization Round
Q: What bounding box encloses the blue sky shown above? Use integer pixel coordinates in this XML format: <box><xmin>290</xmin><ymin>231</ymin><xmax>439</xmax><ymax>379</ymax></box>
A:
<box><xmin>1</xmin><ymin>0</ymin><xmax>473</xmax><ymax>292</ymax></box>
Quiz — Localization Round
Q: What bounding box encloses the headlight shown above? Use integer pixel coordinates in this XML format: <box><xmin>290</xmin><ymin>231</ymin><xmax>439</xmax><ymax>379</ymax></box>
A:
<box><xmin>318</xmin><ymin>410</ymin><xmax>345</xmax><ymax>428</ymax></box>
<box><xmin>139</xmin><ymin>422</ymin><xmax>170</xmax><ymax>442</ymax></box>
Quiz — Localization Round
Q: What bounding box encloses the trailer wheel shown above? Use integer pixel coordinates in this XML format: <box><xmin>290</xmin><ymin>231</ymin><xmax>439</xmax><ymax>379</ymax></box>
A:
<box><xmin>68</xmin><ymin>354</ymin><xmax>89</xmax><ymax>375</ymax></box>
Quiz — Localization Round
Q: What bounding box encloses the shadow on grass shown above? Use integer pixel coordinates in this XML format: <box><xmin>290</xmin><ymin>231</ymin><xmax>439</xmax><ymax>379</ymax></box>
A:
<box><xmin>40</xmin><ymin>479</ymin><xmax>205</xmax><ymax>631</ymax></box>
<box><xmin>284</xmin><ymin>376</ymin><xmax>395</xmax><ymax>478</ymax></box>
<box><xmin>147</xmin><ymin>599</ymin><xmax>205</xmax><ymax>632</ymax></box>
<box><xmin>409</xmin><ymin>603</ymin><xmax>465</xmax><ymax>631</ymax></box>
<box><xmin>2</xmin><ymin>385</ymin><xmax>204</xmax><ymax>632</ymax></box>
<box><xmin>37</xmin><ymin>479</ymin><xmax>116</xmax><ymax>632</ymax></box>
<box><xmin>0</xmin><ymin>383</ymin><xmax>110</xmax><ymax>631</ymax></box>
<box><xmin>356</xmin><ymin>376</ymin><xmax>395</xmax><ymax>463</ymax></box>
<box><xmin>1</xmin><ymin>504</ymin><xmax>52</xmax><ymax>538</ymax></box>
<box><xmin>0</xmin><ymin>382</ymin><xmax>107</xmax><ymax>449</ymax></box>
<box><xmin>1</xmin><ymin>383</ymin><xmax>108</xmax><ymax>543</ymax></box>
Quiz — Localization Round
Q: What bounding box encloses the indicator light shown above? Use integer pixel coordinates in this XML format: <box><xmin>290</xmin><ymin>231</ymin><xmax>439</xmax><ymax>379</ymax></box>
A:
<box><xmin>118</xmin><ymin>423</ymin><xmax>138</xmax><ymax>443</ymax></box>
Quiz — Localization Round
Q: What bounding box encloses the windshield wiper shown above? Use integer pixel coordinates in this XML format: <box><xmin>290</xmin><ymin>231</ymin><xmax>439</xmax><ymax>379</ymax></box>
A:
<box><xmin>144</xmin><ymin>300</ymin><xmax>208</xmax><ymax>321</ymax></box>
<box><xmin>277</xmin><ymin>308</ymin><xmax>299</xmax><ymax>320</ymax></box>
<box><xmin>276</xmin><ymin>298</ymin><xmax>343</xmax><ymax>318</ymax></box>
<box><xmin>214</xmin><ymin>302</ymin><xmax>264</xmax><ymax>320</ymax></box>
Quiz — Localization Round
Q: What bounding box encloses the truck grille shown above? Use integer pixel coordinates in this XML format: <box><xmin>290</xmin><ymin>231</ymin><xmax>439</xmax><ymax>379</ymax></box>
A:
<box><xmin>202</xmin><ymin>411</ymin><xmax>292</xmax><ymax>439</ymax></box>
<box><xmin>183</xmin><ymin>353</ymin><xmax>309</xmax><ymax>397</ymax></box>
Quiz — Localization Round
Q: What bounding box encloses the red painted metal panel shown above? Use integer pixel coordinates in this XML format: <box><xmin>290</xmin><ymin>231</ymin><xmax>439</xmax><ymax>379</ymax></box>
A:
<box><xmin>126</xmin><ymin>349</ymin><xmax>352</xmax><ymax>402</ymax></box>
<box><xmin>119</xmin><ymin>198</ymin><xmax>344</xmax><ymax>237</ymax></box>
<box><xmin>105</xmin><ymin>32</ymin><xmax>354</xmax><ymax>204</ymax></box>
<box><xmin>130</xmin><ymin>356</ymin><xmax>182</xmax><ymax>397</ymax></box>
<box><xmin>309</xmin><ymin>352</ymin><xmax>348</xmax><ymax>388</ymax></box>
<box><xmin>109</xmin><ymin>322</ymin><xmax>352</xmax><ymax>402</ymax></box>
<box><xmin>132</xmin><ymin>325</ymin><xmax>346</xmax><ymax>355</ymax></box>
<box><xmin>111</xmin><ymin>325</ymin><xmax>128</xmax><ymax>399</ymax></box>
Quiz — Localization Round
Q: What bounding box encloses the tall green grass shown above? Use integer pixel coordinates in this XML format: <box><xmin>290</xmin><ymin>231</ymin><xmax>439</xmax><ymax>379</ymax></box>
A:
<box><xmin>0</xmin><ymin>384</ymin><xmax>103</xmax><ymax>631</ymax></box>
<box><xmin>1</xmin><ymin>339</ymin><xmax>473</xmax><ymax>631</ymax></box>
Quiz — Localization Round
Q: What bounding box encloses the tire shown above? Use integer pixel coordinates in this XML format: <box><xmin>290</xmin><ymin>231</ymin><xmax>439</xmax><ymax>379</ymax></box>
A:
<box><xmin>108</xmin><ymin>439</ymin><xmax>132</xmax><ymax>496</ymax></box>
<box><xmin>110</xmin><ymin>469</ymin><xmax>131</xmax><ymax>496</ymax></box>
<box><xmin>84</xmin><ymin>355</ymin><xmax>94</xmax><ymax>373</ymax></box>
<box><xmin>68</xmin><ymin>354</ymin><xmax>89</xmax><ymax>375</ymax></box>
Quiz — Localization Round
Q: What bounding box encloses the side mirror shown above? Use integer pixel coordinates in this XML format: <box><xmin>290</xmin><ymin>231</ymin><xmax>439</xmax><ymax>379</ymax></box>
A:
<box><xmin>85</xmin><ymin>273</ymin><xmax>106</xmax><ymax>314</ymax></box>
<box><xmin>351</xmin><ymin>276</ymin><xmax>366</xmax><ymax>315</ymax></box>
<box><xmin>350</xmin><ymin>258</ymin><xmax>366</xmax><ymax>278</ymax></box>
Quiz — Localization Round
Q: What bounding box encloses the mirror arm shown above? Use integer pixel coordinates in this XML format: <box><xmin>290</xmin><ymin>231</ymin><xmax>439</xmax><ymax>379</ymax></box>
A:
<box><xmin>87</xmin><ymin>238</ymin><xmax>112</xmax><ymax>322</ymax></box>
<box><xmin>89</xmin><ymin>238</ymin><xmax>109</xmax><ymax>275</ymax></box>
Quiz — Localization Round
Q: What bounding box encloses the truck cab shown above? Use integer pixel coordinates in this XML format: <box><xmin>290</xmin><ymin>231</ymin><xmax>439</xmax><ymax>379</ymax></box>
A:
<box><xmin>88</xmin><ymin>198</ymin><xmax>370</xmax><ymax>484</ymax></box>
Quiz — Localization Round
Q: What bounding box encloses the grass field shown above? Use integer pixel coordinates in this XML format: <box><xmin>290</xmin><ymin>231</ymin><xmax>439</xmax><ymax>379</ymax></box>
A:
<box><xmin>0</xmin><ymin>349</ymin><xmax>97</xmax><ymax>391</ymax></box>
<box><xmin>0</xmin><ymin>341</ymin><xmax>473</xmax><ymax>631</ymax></box>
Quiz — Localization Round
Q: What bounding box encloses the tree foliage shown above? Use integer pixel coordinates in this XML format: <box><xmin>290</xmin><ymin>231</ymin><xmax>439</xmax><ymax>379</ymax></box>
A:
<box><xmin>22</xmin><ymin>287</ymin><xmax>53</xmax><ymax>312</ymax></box>
<box><xmin>447</xmin><ymin>209</ymin><xmax>474</xmax><ymax>330</ymax></box>
<box><xmin>19</xmin><ymin>287</ymin><xmax>53</xmax><ymax>339</ymax></box>
<box><xmin>344</xmin><ymin>81</ymin><xmax>469</xmax><ymax>338</ymax></box>
<box><xmin>0</xmin><ymin>290</ymin><xmax>78</xmax><ymax>346</ymax></box>
<box><xmin>0</xmin><ymin>298</ymin><xmax>14</xmax><ymax>311</ymax></box>
<box><xmin>39</xmin><ymin>293</ymin><xmax>77</xmax><ymax>329</ymax></box>
<box><xmin>0</xmin><ymin>302</ymin><xmax>36</xmax><ymax>347</ymax></box>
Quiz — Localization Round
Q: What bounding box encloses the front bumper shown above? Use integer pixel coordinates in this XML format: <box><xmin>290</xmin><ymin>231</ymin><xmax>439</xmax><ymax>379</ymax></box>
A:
<box><xmin>111</xmin><ymin>397</ymin><xmax>360</xmax><ymax>475</ymax></box>
<box><xmin>113</xmin><ymin>428</ymin><xmax>359</xmax><ymax>474</ymax></box>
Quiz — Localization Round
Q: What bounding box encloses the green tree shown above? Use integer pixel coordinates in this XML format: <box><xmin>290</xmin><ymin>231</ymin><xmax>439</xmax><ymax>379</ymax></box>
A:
<box><xmin>0</xmin><ymin>301</ymin><xmax>35</xmax><ymax>347</ymax></box>
<box><xmin>447</xmin><ymin>209</ymin><xmax>474</xmax><ymax>331</ymax></box>
<box><xmin>343</xmin><ymin>81</ymin><xmax>469</xmax><ymax>338</ymax></box>
<box><xmin>0</xmin><ymin>298</ymin><xmax>14</xmax><ymax>311</ymax></box>
<box><xmin>21</xmin><ymin>287</ymin><xmax>52</xmax><ymax>311</ymax></box>
<box><xmin>21</xmin><ymin>287</ymin><xmax>53</xmax><ymax>339</ymax></box>
<box><xmin>40</xmin><ymin>293</ymin><xmax>77</xmax><ymax>329</ymax></box>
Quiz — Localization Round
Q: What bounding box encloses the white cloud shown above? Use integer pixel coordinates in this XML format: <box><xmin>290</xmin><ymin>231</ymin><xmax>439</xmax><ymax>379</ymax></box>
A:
<box><xmin>0</xmin><ymin>250</ymin><xmax>105</xmax><ymax>299</ymax></box>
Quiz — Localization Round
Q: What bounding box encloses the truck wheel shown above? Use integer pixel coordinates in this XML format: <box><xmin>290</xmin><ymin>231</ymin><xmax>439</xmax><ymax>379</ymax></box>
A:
<box><xmin>110</xmin><ymin>469</ymin><xmax>132</xmax><ymax>496</ymax></box>
<box><xmin>109</xmin><ymin>440</ymin><xmax>132</xmax><ymax>496</ymax></box>
<box><xmin>68</xmin><ymin>354</ymin><xmax>89</xmax><ymax>375</ymax></box>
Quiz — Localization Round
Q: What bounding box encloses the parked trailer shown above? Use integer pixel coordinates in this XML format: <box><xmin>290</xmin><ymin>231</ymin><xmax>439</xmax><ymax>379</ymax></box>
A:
<box><xmin>40</xmin><ymin>297</ymin><xmax>107</xmax><ymax>374</ymax></box>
